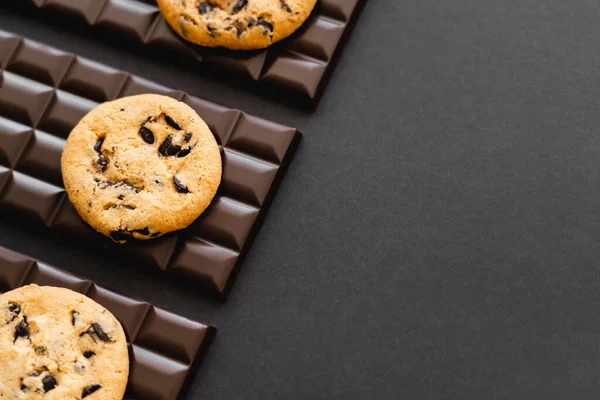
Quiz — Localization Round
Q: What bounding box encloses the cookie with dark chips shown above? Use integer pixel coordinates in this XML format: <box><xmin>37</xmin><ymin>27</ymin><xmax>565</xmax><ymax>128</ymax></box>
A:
<box><xmin>0</xmin><ymin>285</ymin><xmax>128</xmax><ymax>399</ymax></box>
<box><xmin>61</xmin><ymin>94</ymin><xmax>222</xmax><ymax>243</ymax></box>
<box><xmin>157</xmin><ymin>0</ymin><xmax>317</xmax><ymax>50</ymax></box>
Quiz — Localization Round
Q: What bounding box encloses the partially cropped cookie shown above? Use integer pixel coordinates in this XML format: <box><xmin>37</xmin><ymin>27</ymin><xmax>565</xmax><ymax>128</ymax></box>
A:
<box><xmin>0</xmin><ymin>285</ymin><xmax>129</xmax><ymax>399</ymax></box>
<box><xmin>61</xmin><ymin>94</ymin><xmax>222</xmax><ymax>243</ymax></box>
<box><xmin>157</xmin><ymin>0</ymin><xmax>317</xmax><ymax>50</ymax></box>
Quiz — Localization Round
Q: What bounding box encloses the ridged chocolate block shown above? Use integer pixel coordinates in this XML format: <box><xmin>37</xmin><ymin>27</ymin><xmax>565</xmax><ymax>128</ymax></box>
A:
<box><xmin>0</xmin><ymin>30</ymin><xmax>302</xmax><ymax>297</ymax></box>
<box><xmin>0</xmin><ymin>245</ymin><xmax>216</xmax><ymax>400</ymax></box>
<box><xmin>7</xmin><ymin>0</ymin><xmax>366</xmax><ymax>106</ymax></box>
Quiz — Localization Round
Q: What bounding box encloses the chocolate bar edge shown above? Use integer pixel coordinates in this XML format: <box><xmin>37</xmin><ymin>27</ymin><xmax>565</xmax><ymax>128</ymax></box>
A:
<box><xmin>311</xmin><ymin>0</ymin><xmax>368</xmax><ymax>105</ymax></box>
<box><xmin>220</xmin><ymin>129</ymin><xmax>302</xmax><ymax>298</ymax></box>
<box><xmin>178</xmin><ymin>323</ymin><xmax>217</xmax><ymax>400</ymax></box>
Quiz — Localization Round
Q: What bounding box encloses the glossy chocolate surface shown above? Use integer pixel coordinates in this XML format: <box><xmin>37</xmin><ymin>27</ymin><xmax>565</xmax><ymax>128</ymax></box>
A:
<box><xmin>9</xmin><ymin>0</ymin><xmax>366</xmax><ymax>106</ymax></box>
<box><xmin>0</xmin><ymin>30</ymin><xmax>302</xmax><ymax>297</ymax></box>
<box><xmin>0</xmin><ymin>245</ymin><xmax>216</xmax><ymax>400</ymax></box>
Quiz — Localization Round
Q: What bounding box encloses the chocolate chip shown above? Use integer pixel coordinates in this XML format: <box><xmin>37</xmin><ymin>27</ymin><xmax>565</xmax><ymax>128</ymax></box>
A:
<box><xmin>42</xmin><ymin>375</ymin><xmax>57</xmax><ymax>392</ymax></box>
<box><xmin>109</xmin><ymin>230</ymin><xmax>130</xmax><ymax>242</ymax></box>
<box><xmin>132</xmin><ymin>227</ymin><xmax>150</xmax><ymax>235</ymax></box>
<box><xmin>257</xmin><ymin>18</ymin><xmax>274</xmax><ymax>31</ymax></box>
<box><xmin>82</xmin><ymin>384</ymin><xmax>101</xmax><ymax>398</ymax></box>
<box><xmin>72</xmin><ymin>311</ymin><xmax>79</xmax><ymax>326</ymax></box>
<box><xmin>92</xmin><ymin>323</ymin><xmax>111</xmax><ymax>341</ymax></box>
<box><xmin>93</xmin><ymin>138</ymin><xmax>109</xmax><ymax>171</ymax></box>
<box><xmin>140</xmin><ymin>126</ymin><xmax>155</xmax><ymax>144</ymax></box>
<box><xmin>173</xmin><ymin>175</ymin><xmax>190</xmax><ymax>193</ymax></box>
<box><xmin>118</xmin><ymin>194</ymin><xmax>125</xmax><ymax>200</ymax></box>
<box><xmin>35</xmin><ymin>346</ymin><xmax>46</xmax><ymax>355</ymax></box>
<box><xmin>7</xmin><ymin>302</ymin><xmax>21</xmax><ymax>323</ymax></box>
<box><xmin>96</xmin><ymin>155</ymin><xmax>108</xmax><ymax>172</ymax></box>
<box><xmin>83</xmin><ymin>351</ymin><xmax>95</xmax><ymax>358</ymax></box>
<box><xmin>232</xmin><ymin>0</ymin><xmax>248</xmax><ymax>14</ymax></box>
<box><xmin>14</xmin><ymin>317</ymin><xmax>29</xmax><ymax>342</ymax></box>
<box><xmin>158</xmin><ymin>135</ymin><xmax>182</xmax><ymax>156</ymax></box>
<box><xmin>177</xmin><ymin>147</ymin><xmax>191</xmax><ymax>158</ymax></box>
<box><xmin>184</xmin><ymin>131</ymin><xmax>192</xmax><ymax>142</ymax></box>
<box><xmin>9</xmin><ymin>302</ymin><xmax>20</xmax><ymax>314</ymax></box>
<box><xmin>236</xmin><ymin>26</ymin><xmax>244</xmax><ymax>37</ymax></box>
<box><xmin>208</xmin><ymin>24</ymin><xmax>218</xmax><ymax>37</ymax></box>
<box><xmin>279</xmin><ymin>0</ymin><xmax>292</xmax><ymax>12</ymax></box>
<box><xmin>80</xmin><ymin>323</ymin><xmax>112</xmax><ymax>342</ymax></box>
<box><xmin>198</xmin><ymin>1</ymin><xmax>213</xmax><ymax>14</ymax></box>
<box><xmin>93</xmin><ymin>139</ymin><xmax>104</xmax><ymax>153</ymax></box>
<box><xmin>165</xmin><ymin>115</ymin><xmax>182</xmax><ymax>130</ymax></box>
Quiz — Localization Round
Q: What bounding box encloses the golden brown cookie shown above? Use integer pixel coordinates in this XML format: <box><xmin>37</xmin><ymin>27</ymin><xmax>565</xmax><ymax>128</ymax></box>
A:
<box><xmin>157</xmin><ymin>0</ymin><xmax>318</xmax><ymax>50</ymax></box>
<box><xmin>61</xmin><ymin>94</ymin><xmax>222</xmax><ymax>243</ymax></box>
<box><xmin>0</xmin><ymin>285</ymin><xmax>129</xmax><ymax>399</ymax></box>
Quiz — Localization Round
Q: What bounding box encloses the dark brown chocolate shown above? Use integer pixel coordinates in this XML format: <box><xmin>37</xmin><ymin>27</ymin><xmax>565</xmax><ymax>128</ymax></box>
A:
<box><xmin>0</xmin><ymin>246</ymin><xmax>216</xmax><ymax>400</ymax></box>
<box><xmin>9</xmin><ymin>0</ymin><xmax>366</xmax><ymax>106</ymax></box>
<box><xmin>0</xmin><ymin>31</ymin><xmax>302</xmax><ymax>297</ymax></box>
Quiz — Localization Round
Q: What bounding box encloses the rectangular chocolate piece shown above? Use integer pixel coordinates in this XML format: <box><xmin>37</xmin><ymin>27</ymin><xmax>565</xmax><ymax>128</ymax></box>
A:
<box><xmin>0</xmin><ymin>30</ymin><xmax>302</xmax><ymax>297</ymax></box>
<box><xmin>7</xmin><ymin>0</ymin><xmax>366</xmax><ymax>106</ymax></box>
<box><xmin>0</xmin><ymin>245</ymin><xmax>216</xmax><ymax>400</ymax></box>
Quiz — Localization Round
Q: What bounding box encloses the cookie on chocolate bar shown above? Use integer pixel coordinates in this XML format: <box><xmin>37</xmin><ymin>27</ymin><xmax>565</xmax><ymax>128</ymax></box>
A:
<box><xmin>157</xmin><ymin>0</ymin><xmax>317</xmax><ymax>50</ymax></box>
<box><xmin>0</xmin><ymin>284</ymin><xmax>129</xmax><ymax>399</ymax></box>
<box><xmin>61</xmin><ymin>94</ymin><xmax>222</xmax><ymax>243</ymax></box>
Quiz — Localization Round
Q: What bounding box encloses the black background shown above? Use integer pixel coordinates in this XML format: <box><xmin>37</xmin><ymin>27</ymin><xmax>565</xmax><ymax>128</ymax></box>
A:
<box><xmin>2</xmin><ymin>0</ymin><xmax>600</xmax><ymax>398</ymax></box>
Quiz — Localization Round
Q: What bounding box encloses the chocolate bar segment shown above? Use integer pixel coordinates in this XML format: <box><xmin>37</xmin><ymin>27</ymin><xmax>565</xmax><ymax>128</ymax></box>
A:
<box><xmin>0</xmin><ymin>246</ymin><xmax>216</xmax><ymax>400</ymax></box>
<box><xmin>9</xmin><ymin>0</ymin><xmax>366</xmax><ymax>106</ymax></box>
<box><xmin>0</xmin><ymin>30</ymin><xmax>302</xmax><ymax>297</ymax></box>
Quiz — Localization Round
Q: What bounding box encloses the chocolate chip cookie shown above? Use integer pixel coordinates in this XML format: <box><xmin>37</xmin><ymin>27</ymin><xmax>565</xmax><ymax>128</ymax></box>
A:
<box><xmin>0</xmin><ymin>284</ymin><xmax>129</xmax><ymax>399</ymax></box>
<box><xmin>61</xmin><ymin>94</ymin><xmax>222</xmax><ymax>243</ymax></box>
<box><xmin>157</xmin><ymin>0</ymin><xmax>318</xmax><ymax>50</ymax></box>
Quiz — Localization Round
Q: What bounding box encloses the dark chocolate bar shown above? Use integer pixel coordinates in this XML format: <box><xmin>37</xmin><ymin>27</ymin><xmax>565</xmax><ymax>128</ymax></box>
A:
<box><xmin>6</xmin><ymin>0</ymin><xmax>366</xmax><ymax>106</ymax></box>
<box><xmin>0</xmin><ymin>30</ymin><xmax>301</xmax><ymax>297</ymax></box>
<box><xmin>0</xmin><ymin>245</ymin><xmax>216</xmax><ymax>400</ymax></box>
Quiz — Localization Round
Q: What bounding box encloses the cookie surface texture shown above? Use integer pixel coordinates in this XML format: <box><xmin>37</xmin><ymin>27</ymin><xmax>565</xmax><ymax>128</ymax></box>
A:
<box><xmin>157</xmin><ymin>0</ymin><xmax>318</xmax><ymax>50</ymax></box>
<box><xmin>0</xmin><ymin>284</ymin><xmax>129</xmax><ymax>399</ymax></box>
<box><xmin>61</xmin><ymin>94</ymin><xmax>222</xmax><ymax>243</ymax></box>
